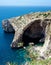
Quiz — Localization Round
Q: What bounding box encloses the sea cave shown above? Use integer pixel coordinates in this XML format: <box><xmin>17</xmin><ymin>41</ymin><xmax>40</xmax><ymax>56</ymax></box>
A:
<box><xmin>22</xmin><ymin>20</ymin><xmax>45</xmax><ymax>46</ymax></box>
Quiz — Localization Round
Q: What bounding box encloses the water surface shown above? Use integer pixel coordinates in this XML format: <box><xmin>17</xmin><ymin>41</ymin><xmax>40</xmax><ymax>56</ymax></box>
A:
<box><xmin>0</xmin><ymin>6</ymin><xmax>51</xmax><ymax>65</ymax></box>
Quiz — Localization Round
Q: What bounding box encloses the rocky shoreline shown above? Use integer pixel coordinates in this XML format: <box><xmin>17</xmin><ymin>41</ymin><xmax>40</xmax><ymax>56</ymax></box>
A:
<box><xmin>2</xmin><ymin>11</ymin><xmax>51</xmax><ymax>59</ymax></box>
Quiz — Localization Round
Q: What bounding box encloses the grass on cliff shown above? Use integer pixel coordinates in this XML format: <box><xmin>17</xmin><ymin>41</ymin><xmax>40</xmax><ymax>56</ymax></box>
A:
<box><xmin>26</xmin><ymin>58</ymin><xmax>51</xmax><ymax>65</ymax></box>
<box><xmin>6</xmin><ymin>46</ymin><xmax>51</xmax><ymax>65</ymax></box>
<box><xmin>6</xmin><ymin>62</ymin><xmax>17</xmax><ymax>65</ymax></box>
<box><xmin>6</xmin><ymin>59</ymin><xmax>51</xmax><ymax>65</ymax></box>
<box><xmin>25</xmin><ymin>46</ymin><xmax>51</xmax><ymax>65</ymax></box>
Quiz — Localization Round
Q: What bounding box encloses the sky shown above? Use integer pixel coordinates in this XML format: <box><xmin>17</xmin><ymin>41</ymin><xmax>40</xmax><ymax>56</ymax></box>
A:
<box><xmin>0</xmin><ymin>0</ymin><xmax>51</xmax><ymax>6</ymax></box>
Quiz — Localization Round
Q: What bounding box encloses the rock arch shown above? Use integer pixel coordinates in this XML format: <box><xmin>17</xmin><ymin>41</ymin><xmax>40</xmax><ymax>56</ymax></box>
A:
<box><xmin>10</xmin><ymin>18</ymin><xmax>48</xmax><ymax>48</ymax></box>
<box><xmin>2</xmin><ymin>15</ymin><xmax>51</xmax><ymax>50</ymax></box>
<box><xmin>2</xmin><ymin>11</ymin><xmax>51</xmax><ymax>58</ymax></box>
<box><xmin>22</xmin><ymin>19</ymin><xmax>45</xmax><ymax>46</ymax></box>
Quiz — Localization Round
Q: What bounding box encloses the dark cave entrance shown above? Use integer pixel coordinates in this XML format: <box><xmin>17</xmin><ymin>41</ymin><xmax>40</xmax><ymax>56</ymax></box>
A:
<box><xmin>22</xmin><ymin>20</ymin><xmax>45</xmax><ymax>46</ymax></box>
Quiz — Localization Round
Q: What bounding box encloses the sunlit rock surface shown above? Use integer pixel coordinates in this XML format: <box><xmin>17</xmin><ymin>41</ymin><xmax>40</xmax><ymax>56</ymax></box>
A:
<box><xmin>2</xmin><ymin>11</ymin><xmax>51</xmax><ymax>59</ymax></box>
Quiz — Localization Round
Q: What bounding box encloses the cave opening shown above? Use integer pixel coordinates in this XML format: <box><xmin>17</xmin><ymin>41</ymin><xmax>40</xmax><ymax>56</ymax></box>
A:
<box><xmin>22</xmin><ymin>20</ymin><xmax>45</xmax><ymax>47</ymax></box>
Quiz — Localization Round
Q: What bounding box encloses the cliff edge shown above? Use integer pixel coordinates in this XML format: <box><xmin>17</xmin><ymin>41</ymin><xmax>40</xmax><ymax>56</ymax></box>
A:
<box><xmin>2</xmin><ymin>11</ymin><xmax>51</xmax><ymax>59</ymax></box>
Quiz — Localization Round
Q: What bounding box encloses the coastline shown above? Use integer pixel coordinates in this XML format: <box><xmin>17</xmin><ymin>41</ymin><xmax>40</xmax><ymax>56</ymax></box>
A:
<box><xmin>2</xmin><ymin>11</ymin><xmax>51</xmax><ymax>59</ymax></box>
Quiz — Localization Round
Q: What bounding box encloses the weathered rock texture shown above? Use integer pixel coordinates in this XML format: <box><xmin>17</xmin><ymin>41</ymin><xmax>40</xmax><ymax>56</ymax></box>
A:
<box><xmin>2</xmin><ymin>19</ymin><xmax>15</xmax><ymax>32</ymax></box>
<box><xmin>2</xmin><ymin>11</ymin><xmax>51</xmax><ymax>58</ymax></box>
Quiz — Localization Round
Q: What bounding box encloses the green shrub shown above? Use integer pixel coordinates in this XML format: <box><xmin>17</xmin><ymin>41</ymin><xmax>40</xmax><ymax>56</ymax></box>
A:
<box><xmin>26</xmin><ymin>58</ymin><xmax>51</xmax><ymax>65</ymax></box>
<box><xmin>6</xmin><ymin>62</ymin><xmax>17</xmax><ymax>65</ymax></box>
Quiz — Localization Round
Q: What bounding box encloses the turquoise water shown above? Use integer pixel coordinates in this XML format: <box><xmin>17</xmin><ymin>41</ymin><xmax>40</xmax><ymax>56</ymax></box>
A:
<box><xmin>0</xmin><ymin>6</ymin><xmax>51</xmax><ymax>65</ymax></box>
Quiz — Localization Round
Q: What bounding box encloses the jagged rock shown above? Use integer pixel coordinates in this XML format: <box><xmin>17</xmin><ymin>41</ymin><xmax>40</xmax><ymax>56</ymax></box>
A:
<box><xmin>2</xmin><ymin>11</ymin><xmax>51</xmax><ymax>58</ymax></box>
<box><xmin>2</xmin><ymin>19</ymin><xmax>15</xmax><ymax>32</ymax></box>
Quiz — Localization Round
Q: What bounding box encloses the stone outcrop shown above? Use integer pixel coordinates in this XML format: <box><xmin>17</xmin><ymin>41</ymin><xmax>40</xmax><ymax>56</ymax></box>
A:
<box><xmin>2</xmin><ymin>11</ymin><xmax>51</xmax><ymax>58</ymax></box>
<box><xmin>2</xmin><ymin>19</ymin><xmax>15</xmax><ymax>32</ymax></box>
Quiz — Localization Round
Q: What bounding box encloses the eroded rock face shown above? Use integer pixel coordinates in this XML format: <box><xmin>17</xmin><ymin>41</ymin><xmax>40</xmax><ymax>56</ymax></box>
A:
<box><xmin>2</xmin><ymin>19</ymin><xmax>15</xmax><ymax>32</ymax></box>
<box><xmin>2</xmin><ymin>11</ymin><xmax>51</xmax><ymax>59</ymax></box>
<box><xmin>22</xmin><ymin>19</ymin><xmax>45</xmax><ymax>46</ymax></box>
<box><xmin>2</xmin><ymin>11</ymin><xmax>51</xmax><ymax>47</ymax></box>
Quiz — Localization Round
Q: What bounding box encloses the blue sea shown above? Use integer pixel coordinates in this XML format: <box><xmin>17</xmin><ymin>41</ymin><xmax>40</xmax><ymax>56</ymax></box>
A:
<box><xmin>0</xmin><ymin>6</ymin><xmax>51</xmax><ymax>65</ymax></box>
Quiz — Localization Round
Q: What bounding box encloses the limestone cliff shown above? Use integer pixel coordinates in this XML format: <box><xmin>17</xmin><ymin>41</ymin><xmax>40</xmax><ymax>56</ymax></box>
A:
<box><xmin>2</xmin><ymin>11</ymin><xmax>51</xmax><ymax>59</ymax></box>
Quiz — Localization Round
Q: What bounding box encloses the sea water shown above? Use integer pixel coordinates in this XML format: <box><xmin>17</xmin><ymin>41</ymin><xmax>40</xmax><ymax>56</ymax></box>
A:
<box><xmin>0</xmin><ymin>6</ymin><xmax>51</xmax><ymax>65</ymax></box>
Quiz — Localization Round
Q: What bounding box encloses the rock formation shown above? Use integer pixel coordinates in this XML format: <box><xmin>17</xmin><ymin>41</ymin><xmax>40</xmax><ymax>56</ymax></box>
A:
<box><xmin>2</xmin><ymin>11</ymin><xmax>51</xmax><ymax>58</ymax></box>
<box><xmin>2</xmin><ymin>19</ymin><xmax>15</xmax><ymax>32</ymax></box>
